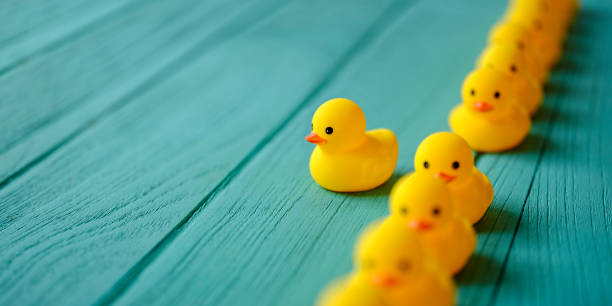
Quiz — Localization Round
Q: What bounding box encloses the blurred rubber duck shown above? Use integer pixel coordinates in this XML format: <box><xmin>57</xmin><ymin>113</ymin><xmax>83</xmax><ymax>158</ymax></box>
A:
<box><xmin>413</xmin><ymin>132</ymin><xmax>494</xmax><ymax>224</ymax></box>
<box><xmin>478</xmin><ymin>43</ymin><xmax>543</xmax><ymax>115</ymax></box>
<box><xmin>389</xmin><ymin>173</ymin><xmax>476</xmax><ymax>274</ymax></box>
<box><xmin>306</xmin><ymin>98</ymin><xmax>398</xmax><ymax>192</ymax></box>
<box><xmin>488</xmin><ymin>22</ymin><xmax>548</xmax><ymax>83</ymax></box>
<box><xmin>509</xmin><ymin>0</ymin><xmax>566</xmax><ymax>39</ymax></box>
<box><xmin>507</xmin><ymin>1</ymin><xmax>563</xmax><ymax>67</ymax></box>
<box><xmin>510</xmin><ymin>0</ymin><xmax>576</xmax><ymax>31</ymax></box>
<box><xmin>355</xmin><ymin>219</ymin><xmax>455</xmax><ymax>306</ymax></box>
<box><xmin>449</xmin><ymin>67</ymin><xmax>531</xmax><ymax>152</ymax></box>
<box><xmin>317</xmin><ymin>274</ymin><xmax>385</xmax><ymax>306</ymax></box>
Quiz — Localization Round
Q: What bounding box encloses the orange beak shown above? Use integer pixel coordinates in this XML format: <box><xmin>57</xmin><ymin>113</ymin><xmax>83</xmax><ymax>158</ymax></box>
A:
<box><xmin>473</xmin><ymin>101</ymin><xmax>493</xmax><ymax>112</ymax></box>
<box><xmin>434</xmin><ymin>172</ymin><xmax>456</xmax><ymax>183</ymax></box>
<box><xmin>408</xmin><ymin>219</ymin><xmax>433</xmax><ymax>231</ymax></box>
<box><xmin>372</xmin><ymin>274</ymin><xmax>399</xmax><ymax>288</ymax></box>
<box><xmin>305</xmin><ymin>132</ymin><xmax>327</xmax><ymax>144</ymax></box>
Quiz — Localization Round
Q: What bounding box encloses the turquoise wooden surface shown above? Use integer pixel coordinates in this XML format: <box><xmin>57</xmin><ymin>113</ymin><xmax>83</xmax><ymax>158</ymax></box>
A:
<box><xmin>0</xmin><ymin>0</ymin><xmax>610</xmax><ymax>305</ymax></box>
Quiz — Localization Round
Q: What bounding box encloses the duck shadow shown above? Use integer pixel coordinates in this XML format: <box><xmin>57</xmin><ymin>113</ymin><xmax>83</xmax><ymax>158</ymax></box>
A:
<box><xmin>531</xmin><ymin>104</ymin><xmax>569</xmax><ymax>124</ymax></box>
<box><xmin>455</xmin><ymin>253</ymin><xmax>501</xmax><ymax>285</ymax></box>
<box><xmin>474</xmin><ymin>205</ymin><xmax>518</xmax><ymax>234</ymax></box>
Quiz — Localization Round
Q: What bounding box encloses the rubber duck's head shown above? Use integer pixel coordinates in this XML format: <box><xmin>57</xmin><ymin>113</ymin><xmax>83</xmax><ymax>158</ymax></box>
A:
<box><xmin>414</xmin><ymin>132</ymin><xmax>474</xmax><ymax>187</ymax></box>
<box><xmin>306</xmin><ymin>98</ymin><xmax>366</xmax><ymax>152</ymax></box>
<box><xmin>389</xmin><ymin>173</ymin><xmax>454</xmax><ymax>231</ymax></box>
<box><xmin>355</xmin><ymin>219</ymin><xmax>426</xmax><ymax>290</ymax></box>
<box><xmin>489</xmin><ymin>22</ymin><xmax>533</xmax><ymax>53</ymax></box>
<box><xmin>508</xmin><ymin>1</ymin><xmax>562</xmax><ymax>41</ymax></box>
<box><xmin>462</xmin><ymin>67</ymin><xmax>515</xmax><ymax>115</ymax></box>
<box><xmin>479</xmin><ymin>43</ymin><xmax>531</xmax><ymax>82</ymax></box>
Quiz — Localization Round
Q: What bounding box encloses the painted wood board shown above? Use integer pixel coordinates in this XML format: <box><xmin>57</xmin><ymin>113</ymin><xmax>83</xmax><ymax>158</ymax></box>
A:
<box><xmin>0</xmin><ymin>0</ymin><xmax>131</xmax><ymax>75</ymax></box>
<box><xmin>0</xmin><ymin>0</ymin><xmax>271</xmax><ymax>184</ymax></box>
<box><xmin>111</xmin><ymin>1</ymin><xmax>512</xmax><ymax>305</ymax></box>
<box><xmin>0</xmin><ymin>0</ymin><xmax>395</xmax><ymax>304</ymax></box>
<box><xmin>491</xmin><ymin>3</ymin><xmax>612</xmax><ymax>304</ymax></box>
<box><xmin>0</xmin><ymin>0</ymin><xmax>609</xmax><ymax>305</ymax></box>
<box><xmin>457</xmin><ymin>1</ymin><xmax>612</xmax><ymax>304</ymax></box>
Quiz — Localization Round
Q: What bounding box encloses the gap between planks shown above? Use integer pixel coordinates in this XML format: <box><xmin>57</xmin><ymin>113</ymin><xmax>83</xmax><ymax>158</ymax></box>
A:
<box><xmin>94</xmin><ymin>0</ymin><xmax>420</xmax><ymax>304</ymax></box>
<box><xmin>0</xmin><ymin>0</ymin><xmax>140</xmax><ymax>76</ymax></box>
<box><xmin>0</xmin><ymin>0</ymin><xmax>291</xmax><ymax>191</ymax></box>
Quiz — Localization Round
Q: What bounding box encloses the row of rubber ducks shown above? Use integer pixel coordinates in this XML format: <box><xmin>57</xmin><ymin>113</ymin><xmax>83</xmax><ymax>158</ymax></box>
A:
<box><xmin>306</xmin><ymin>0</ymin><xmax>578</xmax><ymax>305</ymax></box>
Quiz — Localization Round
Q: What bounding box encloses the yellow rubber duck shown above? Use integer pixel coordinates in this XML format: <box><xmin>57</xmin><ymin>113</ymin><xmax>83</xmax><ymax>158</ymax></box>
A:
<box><xmin>510</xmin><ymin>0</ymin><xmax>576</xmax><ymax>30</ymax></box>
<box><xmin>488</xmin><ymin>21</ymin><xmax>548</xmax><ymax>83</ymax></box>
<box><xmin>477</xmin><ymin>43</ymin><xmax>543</xmax><ymax>115</ymax></box>
<box><xmin>388</xmin><ymin>173</ymin><xmax>476</xmax><ymax>274</ymax></box>
<box><xmin>413</xmin><ymin>132</ymin><xmax>494</xmax><ymax>224</ymax></box>
<box><xmin>449</xmin><ymin>67</ymin><xmax>531</xmax><ymax>152</ymax></box>
<box><xmin>509</xmin><ymin>0</ymin><xmax>567</xmax><ymax>40</ymax></box>
<box><xmin>317</xmin><ymin>274</ymin><xmax>385</xmax><ymax>306</ymax></box>
<box><xmin>306</xmin><ymin>98</ymin><xmax>398</xmax><ymax>192</ymax></box>
<box><xmin>507</xmin><ymin>3</ymin><xmax>563</xmax><ymax>67</ymax></box>
<box><xmin>355</xmin><ymin>219</ymin><xmax>455</xmax><ymax>306</ymax></box>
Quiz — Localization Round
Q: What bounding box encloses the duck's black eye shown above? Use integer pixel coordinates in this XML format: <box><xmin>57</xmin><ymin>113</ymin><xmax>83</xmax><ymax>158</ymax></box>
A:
<box><xmin>400</xmin><ymin>206</ymin><xmax>409</xmax><ymax>215</ymax></box>
<box><xmin>311</xmin><ymin>123</ymin><xmax>313</xmax><ymax>131</ymax></box>
<box><xmin>510</xmin><ymin>65</ymin><xmax>517</xmax><ymax>73</ymax></box>
<box><xmin>432</xmin><ymin>206</ymin><xmax>441</xmax><ymax>217</ymax></box>
<box><xmin>470</xmin><ymin>89</ymin><xmax>476</xmax><ymax>96</ymax></box>
<box><xmin>397</xmin><ymin>259</ymin><xmax>411</xmax><ymax>271</ymax></box>
<box><xmin>517</xmin><ymin>41</ymin><xmax>525</xmax><ymax>50</ymax></box>
<box><xmin>325</xmin><ymin>127</ymin><xmax>333</xmax><ymax>135</ymax></box>
<box><xmin>534</xmin><ymin>20</ymin><xmax>543</xmax><ymax>30</ymax></box>
<box><xmin>423</xmin><ymin>161</ymin><xmax>429</xmax><ymax>169</ymax></box>
<box><xmin>452</xmin><ymin>161</ymin><xmax>460</xmax><ymax>169</ymax></box>
<box><xmin>494</xmin><ymin>91</ymin><xmax>501</xmax><ymax>99</ymax></box>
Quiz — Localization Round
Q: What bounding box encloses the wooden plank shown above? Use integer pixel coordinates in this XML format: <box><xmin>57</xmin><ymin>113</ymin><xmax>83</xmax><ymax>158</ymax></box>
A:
<box><xmin>0</xmin><ymin>1</ymin><xmax>104</xmax><ymax>46</ymax></box>
<box><xmin>490</xmin><ymin>2</ymin><xmax>612</xmax><ymax>304</ymax></box>
<box><xmin>0</xmin><ymin>0</ymin><xmax>279</xmax><ymax>185</ymax></box>
<box><xmin>456</xmin><ymin>2</ymin><xmax>612</xmax><ymax>305</ymax></box>
<box><xmin>110</xmin><ymin>1</ymin><xmax>511</xmax><ymax>305</ymax></box>
<box><xmin>0</xmin><ymin>0</ymin><xmax>132</xmax><ymax>75</ymax></box>
<box><xmin>0</xmin><ymin>1</ymin><xmax>394</xmax><ymax>305</ymax></box>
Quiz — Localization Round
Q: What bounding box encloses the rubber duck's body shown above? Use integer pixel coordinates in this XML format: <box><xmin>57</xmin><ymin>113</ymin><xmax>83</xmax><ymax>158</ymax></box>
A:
<box><xmin>478</xmin><ymin>43</ymin><xmax>543</xmax><ymax>115</ymax></box>
<box><xmin>389</xmin><ymin>173</ymin><xmax>476</xmax><ymax>274</ymax></box>
<box><xmin>306</xmin><ymin>98</ymin><xmax>398</xmax><ymax>192</ymax></box>
<box><xmin>355</xmin><ymin>219</ymin><xmax>455</xmax><ymax>306</ymax></box>
<box><xmin>414</xmin><ymin>132</ymin><xmax>494</xmax><ymax>224</ymax></box>
<box><xmin>317</xmin><ymin>274</ymin><xmax>385</xmax><ymax>306</ymax></box>
<box><xmin>449</xmin><ymin>67</ymin><xmax>531</xmax><ymax>152</ymax></box>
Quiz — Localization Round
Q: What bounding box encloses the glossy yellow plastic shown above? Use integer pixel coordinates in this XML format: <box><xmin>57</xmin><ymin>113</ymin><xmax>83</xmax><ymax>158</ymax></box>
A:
<box><xmin>306</xmin><ymin>98</ymin><xmax>398</xmax><ymax>192</ymax></box>
<box><xmin>510</xmin><ymin>0</ymin><xmax>577</xmax><ymax>30</ymax></box>
<box><xmin>488</xmin><ymin>21</ymin><xmax>548</xmax><ymax>82</ymax></box>
<box><xmin>509</xmin><ymin>0</ymin><xmax>567</xmax><ymax>38</ymax></box>
<box><xmin>478</xmin><ymin>43</ymin><xmax>543</xmax><ymax>115</ymax></box>
<box><xmin>507</xmin><ymin>2</ymin><xmax>563</xmax><ymax>67</ymax></box>
<box><xmin>449</xmin><ymin>67</ymin><xmax>531</xmax><ymax>152</ymax></box>
<box><xmin>388</xmin><ymin>173</ymin><xmax>476</xmax><ymax>274</ymax></box>
<box><xmin>317</xmin><ymin>274</ymin><xmax>385</xmax><ymax>306</ymax></box>
<box><xmin>355</xmin><ymin>219</ymin><xmax>455</xmax><ymax>306</ymax></box>
<box><xmin>413</xmin><ymin>132</ymin><xmax>494</xmax><ymax>224</ymax></box>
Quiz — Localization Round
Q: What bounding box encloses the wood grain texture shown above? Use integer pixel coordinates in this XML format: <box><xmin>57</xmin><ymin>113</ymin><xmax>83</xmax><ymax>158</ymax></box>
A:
<box><xmin>112</xmin><ymin>1</ymin><xmax>510</xmax><ymax>305</ymax></box>
<box><xmin>0</xmin><ymin>0</ymin><xmax>609</xmax><ymax>305</ymax></box>
<box><xmin>456</xmin><ymin>1</ymin><xmax>612</xmax><ymax>305</ymax></box>
<box><xmin>0</xmin><ymin>0</ymin><xmax>131</xmax><ymax>75</ymax></box>
<box><xmin>0</xmin><ymin>0</ymin><xmax>395</xmax><ymax>304</ymax></box>
<box><xmin>491</xmin><ymin>2</ymin><xmax>612</xmax><ymax>304</ymax></box>
<box><xmin>0</xmin><ymin>0</ymin><xmax>268</xmax><ymax>184</ymax></box>
<box><xmin>0</xmin><ymin>0</ymin><xmax>92</xmax><ymax>46</ymax></box>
